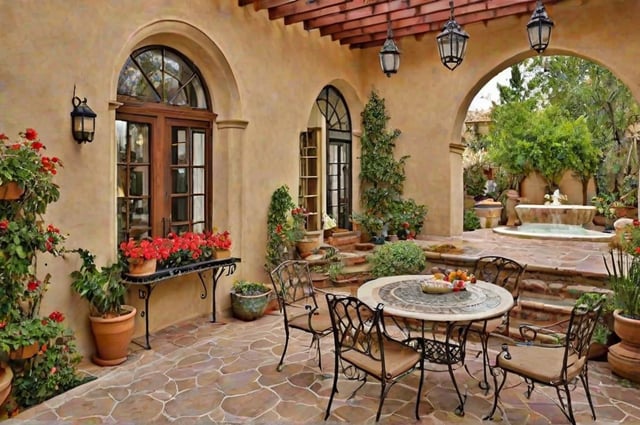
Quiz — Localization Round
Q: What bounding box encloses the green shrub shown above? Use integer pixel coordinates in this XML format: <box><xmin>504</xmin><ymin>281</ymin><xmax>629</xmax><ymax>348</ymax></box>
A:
<box><xmin>369</xmin><ymin>241</ymin><xmax>426</xmax><ymax>278</ymax></box>
<box><xmin>463</xmin><ymin>209</ymin><xmax>481</xmax><ymax>231</ymax></box>
<box><xmin>232</xmin><ymin>280</ymin><xmax>271</xmax><ymax>296</ymax></box>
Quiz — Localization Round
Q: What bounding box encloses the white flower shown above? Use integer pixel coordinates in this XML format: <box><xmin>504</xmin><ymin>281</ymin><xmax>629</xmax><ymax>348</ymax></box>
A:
<box><xmin>322</xmin><ymin>213</ymin><xmax>337</xmax><ymax>230</ymax></box>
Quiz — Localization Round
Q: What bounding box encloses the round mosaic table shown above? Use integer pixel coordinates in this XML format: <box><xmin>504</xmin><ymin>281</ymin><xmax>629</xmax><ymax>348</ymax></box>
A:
<box><xmin>358</xmin><ymin>275</ymin><xmax>514</xmax><ymax>417</ymax></box>
<box><xmin>357</xmin><ymin>275</ymin><xmax>514</xmax><ymax>323</ymax></box>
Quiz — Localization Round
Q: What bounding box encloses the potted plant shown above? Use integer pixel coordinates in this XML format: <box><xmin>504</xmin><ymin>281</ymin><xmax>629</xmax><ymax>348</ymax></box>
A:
<box><xmin>369</xmin><ymin>240</ymin><xmax>427</xmax><ymax>278</ymax></box>
<box><xmin>0</xmin><ymin>129</ymin><xmax>62</xmax><ymax>214</ymax></box>
<box><xmin>603</xmin><ymin>225</ymin><xmax>640</xmax><ymax>382</ymax></box>
<box><xmin>210</xmin><ymin>229</ymin><xmax>232</xmax><ymax>259</ymax></box>
<box><xmin>0</xmin><ymin>128</ymin><xmax>86</xmax><ymax>416</ymax></box>
<box><xmin>70</xmin><ymin>249</ymin><xmax>136</xmax><ymax>366</ymax></box>
<box><xmin>230</xmin><ymin>280</ymin><xmax>272</xmax><ymax>321</ymax></box>
<box><xmin>265</xmin><ymin>185</ymin><xmax>301</xmax><ymax>271</ymax></box>
<box><xmin>591</xmin><ymin>193</ymin><xmax>616</xmax><ymax>229</ymax></box>
<box><xmin>119</xmin><ymin>237</ymin><xmax>165</xmax><ymax>276</ymax></box>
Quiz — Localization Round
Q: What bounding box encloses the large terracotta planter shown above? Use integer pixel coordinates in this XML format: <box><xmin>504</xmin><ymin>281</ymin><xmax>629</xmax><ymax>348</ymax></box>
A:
<box><xmin>231</xmin><ymin>290</ymin><xmax>272</xmax><ymax>321</ymax></box>
<box><xmin>608</xmin><ymin>309</ymin><xmax>640</xmax><ymax>383</ymax></box>
<box><xmin>0</xmin><ymin>365</ymin><xmax>13</xmax><ymax>408</ymax></box>
<box><xmin>89</xmin><ymin>305</ymin><xmax>137</xmax><ymax>366</ymax></box>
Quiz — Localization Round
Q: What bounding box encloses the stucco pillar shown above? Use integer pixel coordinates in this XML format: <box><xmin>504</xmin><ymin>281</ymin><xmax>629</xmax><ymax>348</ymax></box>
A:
<box><xmin>449</xmin><ymin>143</ymin><xmax>465</xmax><ymax>236</ymax></box>
<box><xmin>351</xmin><ymin>130</ymin><xmax>362</xmax><ymax>214</ymax></box>
<box><xmin>215</xmin><ymin>120</ymin><xmax>248</xmax><ymax>263</ymax></box>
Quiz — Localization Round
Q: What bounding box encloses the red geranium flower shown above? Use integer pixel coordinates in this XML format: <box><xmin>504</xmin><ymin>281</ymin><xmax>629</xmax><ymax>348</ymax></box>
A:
<box><xmin>24</xmin><ymin>128</ymin><xmax>38</xmax><ymax>141</ymax></box>
<box><xmin>48</xmin><ymin>311</ymin><xmax>65</xmax><ymax>323</ymax></box>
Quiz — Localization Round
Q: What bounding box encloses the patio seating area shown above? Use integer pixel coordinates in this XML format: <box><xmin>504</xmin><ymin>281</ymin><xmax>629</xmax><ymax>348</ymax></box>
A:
<box><xmin>8</xmin><ymin>310</ymin><xmax>640</xmax><ymax>424</ymax></box>
<box><xmin>7</xmin><ymin>230</ymin><xmax>640</xmax><ymax>424</ymax></box>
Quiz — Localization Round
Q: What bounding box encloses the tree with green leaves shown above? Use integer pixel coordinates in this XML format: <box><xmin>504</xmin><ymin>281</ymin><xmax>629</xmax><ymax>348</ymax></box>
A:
<box><xmin>524</xmin><ymin>56</ymin><xmax>640</xmax><ymax>199</ymax></box>
<box><xmin>355</xmin><ymin>90</ymin><xmax>427</xmax><ymax>239</ymax></box>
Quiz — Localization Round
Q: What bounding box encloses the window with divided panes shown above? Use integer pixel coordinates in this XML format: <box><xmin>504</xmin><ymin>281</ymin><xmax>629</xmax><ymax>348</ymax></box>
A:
<box><xmin>115</xmin><ymin>46</ymin><xmax>215</xmax><ymax>243</ymax></box>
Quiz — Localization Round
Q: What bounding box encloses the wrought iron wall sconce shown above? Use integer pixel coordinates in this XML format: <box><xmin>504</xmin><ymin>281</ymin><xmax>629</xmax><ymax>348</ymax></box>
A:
<box><xmin>70</xmin><ymin>86</ymin><xmax>96</xmax><ymax>144</ymax></box>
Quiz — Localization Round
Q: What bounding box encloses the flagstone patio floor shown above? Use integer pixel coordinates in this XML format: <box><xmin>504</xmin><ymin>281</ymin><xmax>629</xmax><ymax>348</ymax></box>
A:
<box><xmin>6</xmin><ymin>313</ymin><xmax>640</xmax><ymax>425</ymax></box>
<box><xmin>7</xmin><ymin>229</ymin><xmax>640</xmax><ymax>425</ymax></box>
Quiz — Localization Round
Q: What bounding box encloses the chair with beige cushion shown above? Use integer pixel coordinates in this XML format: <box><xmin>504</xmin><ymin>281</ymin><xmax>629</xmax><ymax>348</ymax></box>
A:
<box><xmin>324</xmin><ymin>293</ymin><xmax>425</xmax><ymax>422</ymax></box>
<box><xmin>269</xmin><ymin>260</ymin><xmax>333</xmax><ymax>372</ymax></box>
<box><xmin>467</xmin><ymin>255</ymin><xmax>527</xmax><ymax>390</ymax></box>
<box><xmin>484</xmin><ymin>295</ymin><xmax>605</xmax><ymax>425</ymax></box>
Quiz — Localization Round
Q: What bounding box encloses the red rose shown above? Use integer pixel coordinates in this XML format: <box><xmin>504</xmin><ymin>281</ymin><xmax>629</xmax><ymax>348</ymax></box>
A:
<box><xmin>30</xmin><ymin>141</ymin><xmax>44</xmax><ymax>151</ymax></box>
<box><xmin>27</xmin><ymin>280</ymin><xmax>41</xmax><ymax>291</ymax></box>
<box><xmin>25</xmin><ymin>128</ymin><xmax>38</xmax><ymax>140</ymax></box>
<box><xmin>0</xmin><ymin>219</ymin><xmax>8</xmax><ymax>231</ymax></box>
<box><xmin>10</xmin><ymin>143</ymin><xmax>21</xmax><ymax>150</ymax></box>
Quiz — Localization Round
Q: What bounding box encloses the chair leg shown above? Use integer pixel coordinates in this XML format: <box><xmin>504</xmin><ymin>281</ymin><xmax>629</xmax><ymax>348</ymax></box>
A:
<box><xmin>415</xmin><ymin>355</ymin><xmax>425</xmax><ymax>420</ymax></box>
<box><xmin>484</xmin><ymin>363</ymin><xmax>507</xmax><ymax>420</ymax></box>
<box><xmin>478</xmin><ymin>332</ymin><xmax>491</xmax><ymax>392</ymax></box>
<box><xmin>375</xmin><ymin>382</ymin><xmax>386</xmax><ymax>422</ymax></box>
<box><xmin>324</xmin><ymin>354</ymin><xmax>340</xmax><ymax>421</ymax></box>
<box><xmin>555</xmin><ymin>382</ymin><xmax>577</xmax><ymax>425</ymax></box>
<box><xmin>579</xmin><ymin>368</ymin><xmax>597</xmax><ymax>420</ymax></box>
<box><xmin>313</xmin><ymin>334</ymin><xmax>323</xmax><ymax>370</ymax></box>
<box><xmin>277</xmin><ymin>326</ymin><xmax>291</xmax><ymax>372</ymax></box>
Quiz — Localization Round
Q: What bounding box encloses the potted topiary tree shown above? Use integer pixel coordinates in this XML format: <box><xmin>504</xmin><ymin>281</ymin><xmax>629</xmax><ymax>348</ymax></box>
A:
<box><xmin>230</xmin><ymin>280</ymin><xmax>272</xmax><ymax>321</ymax></box>
<box><xmin>70</xmin><ymin>249</ymin><xmax>136</xmax><ymax>366</ymax></box>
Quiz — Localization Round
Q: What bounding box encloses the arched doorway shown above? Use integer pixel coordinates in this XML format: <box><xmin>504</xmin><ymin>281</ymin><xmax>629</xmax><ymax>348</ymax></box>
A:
<box><xmin>315</xmin><ymin>85</ymin><xmax>353</xmax><ymax>230</ymax></box>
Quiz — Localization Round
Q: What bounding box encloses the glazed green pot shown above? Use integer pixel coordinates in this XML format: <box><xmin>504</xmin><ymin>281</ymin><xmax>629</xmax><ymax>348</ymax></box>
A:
<box><xmin>230</xmin><ymin>290</ymin><xmax>272</xmax><ymax>321</ymax></box>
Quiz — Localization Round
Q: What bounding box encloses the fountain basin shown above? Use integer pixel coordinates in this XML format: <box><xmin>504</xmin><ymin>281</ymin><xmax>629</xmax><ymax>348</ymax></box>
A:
<box><xmin>493</xmin><ymin>223</ymin><xmax>614</xmax><ymax>242</ymax></box>
<box><xmin>515</xmin><ymin>204</ymin><xmax>596</xmax><ymax>226</ymax></box>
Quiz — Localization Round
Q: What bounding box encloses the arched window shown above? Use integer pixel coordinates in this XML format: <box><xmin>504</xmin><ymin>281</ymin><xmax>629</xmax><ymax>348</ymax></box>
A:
<box><xmin>316</xmin><ymin>86</ymin><xmax>352</xmax><ymax>229</ymax></box>
<box><xmin>116</xmin><ymin>46</ymin><xmax>216</xmax><ymax>243</ymax></box>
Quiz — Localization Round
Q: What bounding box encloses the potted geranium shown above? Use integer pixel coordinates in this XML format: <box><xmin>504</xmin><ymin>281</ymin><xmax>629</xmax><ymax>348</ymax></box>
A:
<box><xmin>0</xmin><ymin>128</ymin><xmax>86</xmax><ymax>414</ymax></box>
<box><xmin>119</xmin><ymin>237</ymin><xmax>167</xmax><ymax>276</ymax></box>
<box><xmin>209</xmin><ymin>229</ymin><xmax>232</xmax><ymax>259</ymax></box>
<box><xmin>0</xmin><ymin>129</ymin><xmax>62</xmax><ymax>215</ymax></box>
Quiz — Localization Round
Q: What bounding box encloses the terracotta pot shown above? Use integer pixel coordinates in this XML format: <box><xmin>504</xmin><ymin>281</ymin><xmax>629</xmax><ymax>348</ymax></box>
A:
<box><xmin>9</xmin><ymin>341</ymin><xmax>39</xmax><ymax>360</ymax></box>
<box><xmin>0</xmin><ymin>365</ymin><xmax>13</xmax><ymax>408</ymax></box>
<box><xmin>592</xmin><ymin>214</ymin><xmax>607</xmax><ymax>227</ymax></box>
<box><xmin>608</xmin><ymin>309</ymin><xmax>640</xmax><ymax>383</ymax></box>
<box><xmin>296</xmin><ymin>239</ymin><xmax>319</xmax><ymax>257</ymax></box>
<box><xmin>127</xmin><ymin>258</ymin><xmax>157</xmax><ymax>276</ymax></box>
<box><xmin>89</xmin><ymin>305</ymin><xmax>137</xmax><ymax>366</ymax></box>
<box><xmin>0</xmin><ymin>181</ymin><xmax>25</xmax><ymax>200</ymax></box>
<box><xmin>214</xmin><ymin>249</ymin><xmax>231</xmax><ymax>259</ymax></box>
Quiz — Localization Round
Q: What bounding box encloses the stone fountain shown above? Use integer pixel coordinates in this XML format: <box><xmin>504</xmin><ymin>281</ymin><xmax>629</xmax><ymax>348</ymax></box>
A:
<box><xmin>493</xmin><ymin>190</ymin><xmax>613</xmax><ymax>242</ymax></box>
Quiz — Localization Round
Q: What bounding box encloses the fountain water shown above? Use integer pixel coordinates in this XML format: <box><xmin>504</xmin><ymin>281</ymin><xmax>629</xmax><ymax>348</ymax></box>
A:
<box><xmin>493</xmin><ymin>190</ymin><xmax>614</xmax><ymax>242</ymax></box>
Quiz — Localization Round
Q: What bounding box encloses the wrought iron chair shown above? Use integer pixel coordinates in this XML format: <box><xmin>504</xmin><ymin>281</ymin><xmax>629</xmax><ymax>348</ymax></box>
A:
<box><xmin>324</xmin><ymin>293</ymin><xmax>425</xmax><ymax>422</ymax></box>
<box><xmin>466</xmin><ymin>255</ymin><xmax>527</xmax><ymax>390</ymax></box>
<box><xmin>484</xmin><ymin>294</ymin><xmax>605</xmax><ymax>425</ymax></box>
<box><xmin>269</xmin><ymin>260</ymin><xmax>333</xmax><ymax>372</ymax></box>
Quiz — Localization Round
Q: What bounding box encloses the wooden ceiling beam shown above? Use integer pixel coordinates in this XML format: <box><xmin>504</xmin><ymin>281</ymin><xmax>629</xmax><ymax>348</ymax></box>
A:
<box><xmin>267</xmin><ymin>0</ymin><xmax>348</xmax><ymax>20</ymax></box>
<box><xmin>238</xmin><ymin>0</ymin><xmax>563</xmax><ymax>49</ymax></box>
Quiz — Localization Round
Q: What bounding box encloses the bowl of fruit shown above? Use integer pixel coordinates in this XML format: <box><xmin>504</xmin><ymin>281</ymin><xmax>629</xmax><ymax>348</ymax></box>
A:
<box><xmin>420</xmin><ymin>269</ymin><xmax>476</xmax><ymax>294</ymax></box>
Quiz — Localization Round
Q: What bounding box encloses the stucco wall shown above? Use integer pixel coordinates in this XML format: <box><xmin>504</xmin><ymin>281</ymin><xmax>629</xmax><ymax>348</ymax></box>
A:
<box><xmin>1</xmin><ymin>0</ymin><xmax>639</xmax><ymax>359</ymax></box>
